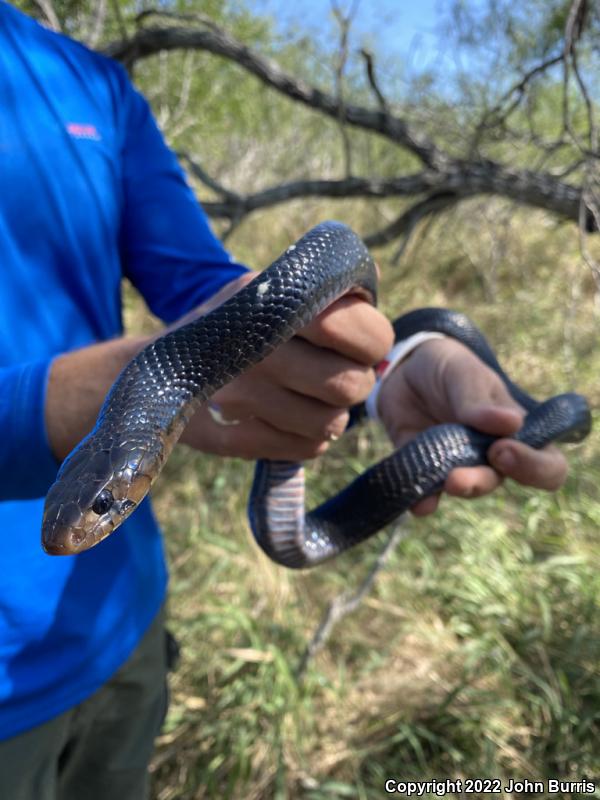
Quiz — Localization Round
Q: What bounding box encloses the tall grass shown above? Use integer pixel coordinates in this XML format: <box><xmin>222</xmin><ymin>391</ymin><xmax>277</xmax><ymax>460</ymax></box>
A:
<box><xmin>128</xmin><ymin>199</ymin><xmax>600</xmax><ymax>799</ymax></box>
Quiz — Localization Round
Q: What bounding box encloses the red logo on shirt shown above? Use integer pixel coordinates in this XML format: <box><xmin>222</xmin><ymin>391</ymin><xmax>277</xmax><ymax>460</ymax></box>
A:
<box><xmin>66</xmin><ymin>122</ymin><xmax>101</xmax><ymax>140</ymax></box>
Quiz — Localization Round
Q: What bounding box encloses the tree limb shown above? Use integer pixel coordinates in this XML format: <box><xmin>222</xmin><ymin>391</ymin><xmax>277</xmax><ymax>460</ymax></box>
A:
<box><xmin>360</xmin><ymin>48</ymin><xmax>389</xmax><ymax>113</ymax></box>
<box><xmin>177</xmin><ymin>151</ymin><xmax>242</xmax><ymax>204</ymax></box>
<box><xmin>103</xmin><ymin>23</ymin><xmax>445</xmax><ymax>168</ymax></box>
<box><xmin>87</xmin><ymin>0</ymin><xmax>108</xmax><ymax>49</ymax></box>
<box><xmin>32</xmin><ymin>0</ymin><xmax>61</xmax><ymax>31</ymax></box>
<box><xmin>331</xmin><ymin>0</ymin><xmax>359</xmax><ymax>177</ymax></box>
<box><xmin>476</xmin><ymin>53</ymin><xmax>564</xmax><ymax>135</ymax></box>
<box><xmin>102</xmin><ymin>13</ymin><xmax>597</xmax><ymax>243</ymax></box>
<box><xmin>363</xmin><ymin>192</ymin><xmax>462</xmax><ymax>248</ymax></box>
<box><xmin>178</xmin><ymin>153</ymin><xmax>591</xmax><ymax>234</ymax></box>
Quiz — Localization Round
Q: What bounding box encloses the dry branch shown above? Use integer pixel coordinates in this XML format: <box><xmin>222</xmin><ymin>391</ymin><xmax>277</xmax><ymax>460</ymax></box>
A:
<box><xmin>102</xmin><ymin>11</ymin><xmax>598</xmax><ymax>245</ymax></box>
<box><xmin>104</xmin><ymin>22</ymin><xmax>444</xmax><ymax>169</ymax></box>
<box><xmin>178</xmin><ymin>152</ymin><xmax>588</xmax><ymax>232</ymax></box>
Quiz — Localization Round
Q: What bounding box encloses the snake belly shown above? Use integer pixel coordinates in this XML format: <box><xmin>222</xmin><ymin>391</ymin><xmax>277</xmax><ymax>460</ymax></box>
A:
<box><xmin>248</xmin><ymin>309</ymin><xmax>592</xmax><ymax>569</ymax></box>
<box><xmin>41</xmin><ymin>222</ymin><xmax>377</xmax><ymax>554</ymax></box>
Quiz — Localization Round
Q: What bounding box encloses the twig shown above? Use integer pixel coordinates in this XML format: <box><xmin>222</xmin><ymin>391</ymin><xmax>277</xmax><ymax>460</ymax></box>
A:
<box><xmin>562</xmin><ymin>0</ymin><xmax>590</xmax><ymax>148</ymax></box>
<box><xmin>364</xmin><ymin>192</ymin><xmax>461</xmax><ymax>248</ymax></box>
<box><xmin>360</xmin><ymin>49</ymin><xmax>388</xmax><ymax>113</ymax></box>
<box><xmin>136</xmin><ymin>9</ymin><xmax>222</xmax><ymax>34</ymax></box>
<box><xmin>103</xmin><ymin>22</ymin><xmax>444</xmax><ymax>168</ymax></box>
<box><xmin>87</xmin><ymin>0</ymin><xmax>108</xmax><ymax>49</ymax></box>
<box><xmin>331</xmin><ymin>0</ymin><xmax>360</xmax><ymax>177</ymax></box>
<box><xmin>469</xmin><ymin>53</ymin><xmax>564</xmax><ymax>156</ymax></box>
<box><xmin>296</xmin><ymin>517</ymin><xmax>411</xmax><ymax>681</ymax></box>
<box><xmin>176</xmin><ymin>151</ymin><xmax>242</xmax><ymax>203</ymax></box>
<box><xmin>32</xmin><ymin>0</ymin><xmax>61</xmax><ymax>31</ymax></box>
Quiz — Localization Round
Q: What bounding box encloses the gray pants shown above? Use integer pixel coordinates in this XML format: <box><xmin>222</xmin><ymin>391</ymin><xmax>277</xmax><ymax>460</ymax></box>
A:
<box><xmin>0</xmin><ymin>607</ymin><xmax>168</xmax><ymax>800</ymax></box>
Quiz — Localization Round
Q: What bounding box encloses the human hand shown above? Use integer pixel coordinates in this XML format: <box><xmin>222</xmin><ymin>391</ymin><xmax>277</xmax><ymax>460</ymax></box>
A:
<box><xmin>180</xmin><ymin>272</ymin><xmax>395</xmax><ymax>460</ymax></box>
<box><xmin>377</xmin><ymin>337</ymin><xmax>568</xmax><ymax>516</ymax></box>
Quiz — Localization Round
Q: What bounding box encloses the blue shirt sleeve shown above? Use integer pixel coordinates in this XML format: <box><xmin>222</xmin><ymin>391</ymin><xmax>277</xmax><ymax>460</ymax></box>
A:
<box><xmin>119</xmin><ymin>81</ymin><xmax>249</xmax><ymax>323</ymax></box>
<box><xmin>0</xmin><ymin>359</ymin><xmax>59</xmax><ymax>500</ymax></box>
<box><xmin>0</xmin><ymin>56</ymin><xmax>249</xmax><ymax>500</ymax></box>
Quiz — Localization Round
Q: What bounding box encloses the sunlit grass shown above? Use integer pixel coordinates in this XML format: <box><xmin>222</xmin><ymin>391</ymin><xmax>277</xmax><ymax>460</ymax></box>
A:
<box><xmin>127</xmin><ymin>201</ymin><xmax>600</xmax><ymax>799</ymax></box>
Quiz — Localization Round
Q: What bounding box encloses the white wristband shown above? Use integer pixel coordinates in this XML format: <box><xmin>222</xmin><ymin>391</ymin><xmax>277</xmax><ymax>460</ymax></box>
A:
<box><xmin>366</xmin><ymin>331</ymin><xmax>447</xmax><ymax>421</ymax></box>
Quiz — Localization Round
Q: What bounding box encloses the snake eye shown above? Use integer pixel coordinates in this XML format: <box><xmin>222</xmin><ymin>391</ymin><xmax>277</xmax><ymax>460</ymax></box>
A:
<box><xmin>92</xmin><ymin>489</ymin><xmax>114</xmax><ymax>516</ymax></box>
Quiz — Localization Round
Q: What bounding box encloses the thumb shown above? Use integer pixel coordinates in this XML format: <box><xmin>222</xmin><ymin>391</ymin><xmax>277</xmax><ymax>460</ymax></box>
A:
<box><xmin>457</xmin><ymin>402</ymin><xmax>525</xmax><ymax>437</ymax></box>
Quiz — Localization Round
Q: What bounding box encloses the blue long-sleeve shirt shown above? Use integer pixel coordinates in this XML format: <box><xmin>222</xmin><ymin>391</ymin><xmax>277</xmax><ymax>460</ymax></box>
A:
<box><xmin>0</xmin><ymin>2</ymin><xmax>248</xmax><ymax>738</ymax></box>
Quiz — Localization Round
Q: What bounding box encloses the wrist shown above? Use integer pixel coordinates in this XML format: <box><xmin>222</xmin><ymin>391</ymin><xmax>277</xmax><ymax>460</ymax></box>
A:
<box><xmin>46</xmin><ymin>334</ymin><xmax>150</xmax><ymax>460</ymax></box>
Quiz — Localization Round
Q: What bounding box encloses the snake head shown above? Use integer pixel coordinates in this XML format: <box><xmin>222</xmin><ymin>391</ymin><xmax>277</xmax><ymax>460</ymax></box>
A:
<box><xmin>41</xmin><ymin>433</ymin><xmax>158</xmax><ymax>555</ymax></box>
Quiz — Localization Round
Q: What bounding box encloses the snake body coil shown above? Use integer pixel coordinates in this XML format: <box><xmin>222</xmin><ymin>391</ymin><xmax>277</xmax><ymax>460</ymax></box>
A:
<box><xmin>249</xmin><ymin>309</ymin><xmax>591</xmax><ymax>568</ymax></box>
<box><xmin>41</xmin><ymin>222</ymin><xmax>591</xmax><ymax>561</ymax></box>
<box><xmin>41</xmin><ymin>222</ymin><xmax>377</xmax><ymax>554</ymax></box>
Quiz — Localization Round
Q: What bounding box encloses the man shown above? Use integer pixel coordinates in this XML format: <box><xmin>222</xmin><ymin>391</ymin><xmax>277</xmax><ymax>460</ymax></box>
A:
<box><xmin>0</xmin><ymin>3</ymin><xmax>567</xmax><ymax>798</ymax></box>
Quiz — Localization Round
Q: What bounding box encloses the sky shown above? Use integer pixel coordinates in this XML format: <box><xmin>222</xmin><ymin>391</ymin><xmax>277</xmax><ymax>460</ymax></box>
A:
<box><xmin>247</xmin><ymin>0</ymin><xmax>458</xmax><ymax>85</ymax></box>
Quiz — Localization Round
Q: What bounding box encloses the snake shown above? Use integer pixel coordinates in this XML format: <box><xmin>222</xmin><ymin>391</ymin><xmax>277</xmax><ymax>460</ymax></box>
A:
<box><xmin>41</xmin><ymin>222</ymin><xmax>592</xmax><ymax>563</ymax></box>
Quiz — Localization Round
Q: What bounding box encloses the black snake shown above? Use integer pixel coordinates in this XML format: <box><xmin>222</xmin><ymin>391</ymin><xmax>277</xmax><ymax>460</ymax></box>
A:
<box><xmin>41</xmin><ymin>222</ymin><xmax>592</xmax><ymax>564</ymax></box>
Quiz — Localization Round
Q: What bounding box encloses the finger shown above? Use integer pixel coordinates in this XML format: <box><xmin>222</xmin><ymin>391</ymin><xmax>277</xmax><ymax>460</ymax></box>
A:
<box><xmin>421</xmin><ymin>339</ymin><xmax>526</xmax><ymax>428</ymax></box>
<box><xmin>457</xmin><ymin>403</ymin><xmax>524</xmax><ymax>437</ymax></box>
<box><xmin>298</xmin><ymin>295</ymin><xmax>394</xmax><ymax>365</ymax></box>
<box><xmin>212</xmin><ymin>379</ymin><xmax>350</xmax><ymax>441</ymax></box>
<box><xmin>185</xmin><ymin>408</ymin><xmax>332</xmax><ymax>462</ymax></box>
<box><xmin>410</xmin><ymin>493</ymin><xmax>441</xmax><ymax>516</ymax></box>
<box><xmin>444</xmin><ymin>465</ymin><xmax>503</xmax><ymax>498</ymax></box>
<box><xmin>487</xmin><ymin>440</ymin><xmax>568</xmax><ymax>490</ymax></box>
<box><xmin>243</xmin><ymin>336</ymin><xmax>376</xmax><ymax>407</ymax></box>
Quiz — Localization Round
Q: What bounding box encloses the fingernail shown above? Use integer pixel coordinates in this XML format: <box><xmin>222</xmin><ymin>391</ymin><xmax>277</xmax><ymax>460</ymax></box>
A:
<box><xmin>493</xmin><ymin>448</ymin><xmax>515</xmax><ymax>472</ymax></box>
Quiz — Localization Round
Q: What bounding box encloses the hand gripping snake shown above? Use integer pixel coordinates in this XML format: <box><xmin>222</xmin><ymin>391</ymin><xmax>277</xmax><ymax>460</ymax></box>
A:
<box><xmin>41</xmin><ymin>222</ymin><xmax>592</xmax><ymax>565</ymax></box>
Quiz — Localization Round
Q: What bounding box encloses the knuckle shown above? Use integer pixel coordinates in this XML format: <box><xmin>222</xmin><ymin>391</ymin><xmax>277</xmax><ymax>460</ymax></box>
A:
<box><xmin>325</xmin><ymin>368</ymin><xmax>372</xmax><ymax>406</ymax></box>
<box><xmin>312</xmin><ymin>307</ymin><xmax>343</xmax><ymax>344</ymax></box>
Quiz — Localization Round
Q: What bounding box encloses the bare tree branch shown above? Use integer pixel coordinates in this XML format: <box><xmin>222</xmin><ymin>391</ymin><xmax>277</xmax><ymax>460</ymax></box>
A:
<box><xmin>100</xmin><ymin>11</ymin><xmax>598</xmax><ymax>244</ymax></box>
<box><xmin>193</xmin><ymin>173</ymin><xmax>440</xmax><ymax>218</ymax></box>
<box><xmin>360</xmin><ymin>48</ymin><xmax>389</xmax><ymax>113</ymax></box>
<box><xmin>481</xmin><ymin>54</ymin><xmax>564</xmax><ymax>131</ymax></box>
<box><xmin>178</xmin><ymin>153</ymin><xmax>589</xmax><ymax>234</ymax></box>
<box><xmin>32</xmin><ymin>0</ymin><xmax>61</xmax><ymax>31</ymax></box>
<box><xmin>562</xmin><ymin>0</ymin><xmax>590</xmax><ymax>148</ymax></box>
<box><xmin>331</xmin><ymin>0</ymin><xmax>361</xmax><ymax>176</ymax></box>
<box><xmin>103</xmin><ymin>23</ymin><xmax>445</xmax><ymax>168</ymax></box>
<box><xmin>363</xmin><ymin>192</ymin><xmax>462</xmax><ymax>248</ymax></box>
<box><xmin>85</xmin><ymin>0</ymin><xmax>108</xmax><ymax>49</ymax></box>
<box><xmin>176</xmin><ymin>151</ymin><xmax>242</xmax><ymax>204</ymax></box>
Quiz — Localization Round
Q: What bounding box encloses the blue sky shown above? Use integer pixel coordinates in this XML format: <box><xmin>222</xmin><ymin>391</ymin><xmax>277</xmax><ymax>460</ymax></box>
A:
<box><xmin>248</xmin><ymin>0</ymin><xmax>452</xmax><ymax>78</ymax></box>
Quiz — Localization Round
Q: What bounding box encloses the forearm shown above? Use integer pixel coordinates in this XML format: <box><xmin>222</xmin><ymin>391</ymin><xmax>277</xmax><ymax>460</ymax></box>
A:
<box><xmin>45</xmin><ymin>334</ymin><xmax>148</xmax><ymax>461</ymax></box>
<box><xmin>44</xmin><ymin>274</ymin><xmax>254</xmax><ymax>463</ymax></box>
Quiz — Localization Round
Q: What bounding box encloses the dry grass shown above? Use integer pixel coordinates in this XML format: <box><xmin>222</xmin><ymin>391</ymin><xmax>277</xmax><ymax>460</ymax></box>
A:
<box><xmin>120</xmin><ymin>199</ymin><xmax>600</xmax><ymax>799</ymax></box>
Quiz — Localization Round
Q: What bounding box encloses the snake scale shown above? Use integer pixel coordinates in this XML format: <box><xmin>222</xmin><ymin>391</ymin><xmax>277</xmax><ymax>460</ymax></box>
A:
<box><xmin>41</xmin><ymin>222</ymin><xmax>592</xmax><ymax>565</ymax></box>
